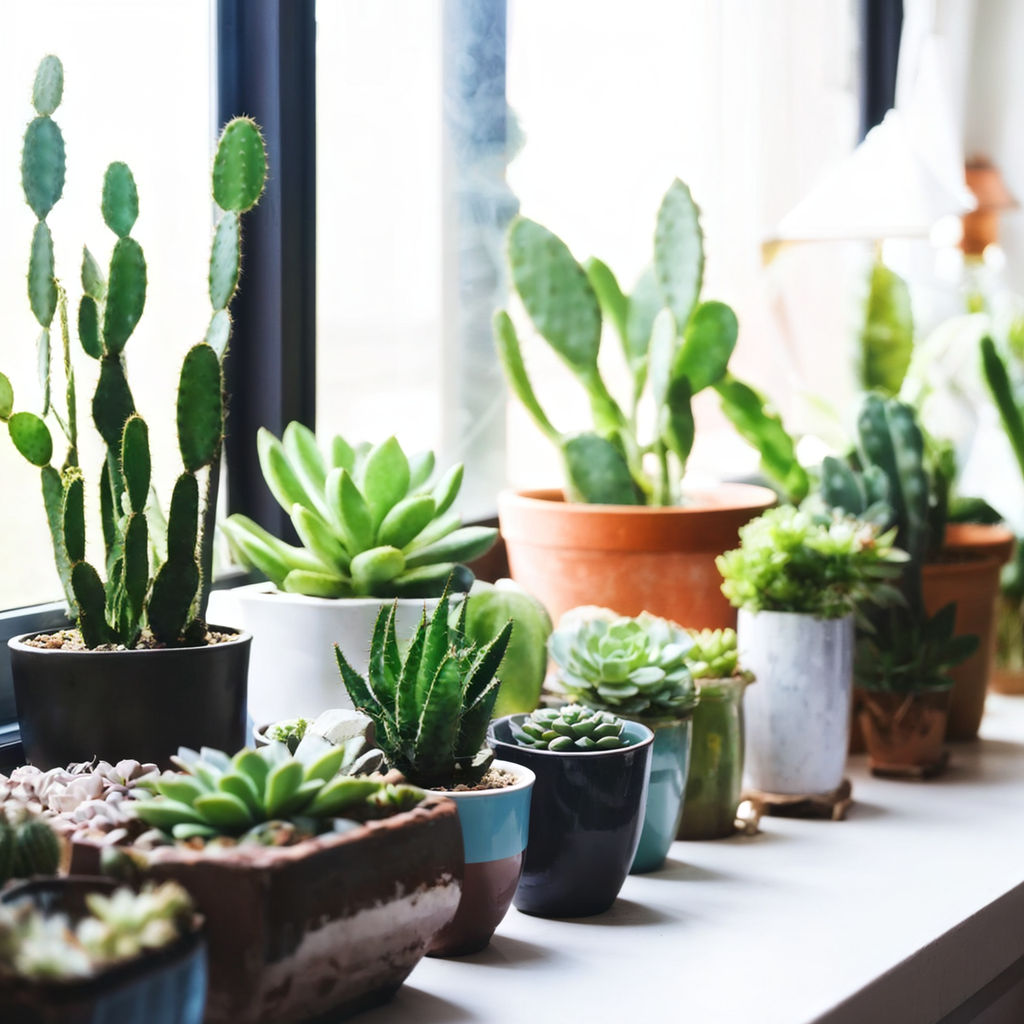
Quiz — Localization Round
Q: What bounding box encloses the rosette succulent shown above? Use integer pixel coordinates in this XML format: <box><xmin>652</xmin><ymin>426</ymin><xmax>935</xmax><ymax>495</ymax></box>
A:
<box><xmin>684</xmin><ymin>628</ymin><xmax>751</xmax><ymax>681</ymax></box>
<box><xmin>509</xmin><ymin>705</ymin><xmax>629</xmax><ymax>751</ymax></box>
<box><xmin>224</xmin><ymin>426</ymin><xmax>498</xmax><ymax>599</ymax></box>
<box><xmin>132</xmin><ymin>743</ymin><xmax>422</xmax><ymax>845</ymax></box>
<box><xmin>0</xmin><ymin>805</ymin><xmax>61</xmax><ymax>883</ymax></box>
<box><xmin>549</xmin><ymin>609</ymin><xmax>697</xmax><ymax>718</ymax></box>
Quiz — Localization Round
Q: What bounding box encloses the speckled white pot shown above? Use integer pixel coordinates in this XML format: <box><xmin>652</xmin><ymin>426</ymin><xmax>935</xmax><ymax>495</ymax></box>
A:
<box><xmin>738</xmin><ymin>609</ymin><xmax>854</xmax><ymax>796</ymax></box>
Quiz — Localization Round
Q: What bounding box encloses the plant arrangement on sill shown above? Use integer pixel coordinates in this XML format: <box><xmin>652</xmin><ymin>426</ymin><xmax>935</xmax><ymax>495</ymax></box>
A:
<box><xmin>547</xmin><ymin>608</ymin><xmax>696</xmax><ymax>873</ymax></box>
<box><xmin>493</xmin><ymin>178</ymin><xmax>802</xmax><ymax>629</ymax></box>
<box><xmin>222</xmin><ymin>425</ymin><xmax>499</xmax><ymax>724</ymax></box>
<box><xmin>0</xmin><ymin>877</ymin><xmax>205</xmax><ymax>1024</ymax></box>
<box><xmin>336</xmin><ymin>587</ymin><xmax>534</xmax><ymax>956</ymax></box>
<box><xmin>95</xmin><ymin>741</ymin><xmax>462</xmax><ymax>1024</ymax></box>
<box><xmin>490</xmin><ymin>703</ymin><xmax>653</xmax><ymax>917</ymax></box>
<box><xmin>678</xmin><ymin>628</ymin><xmax>755</xmax><ymax>840</ymax></box>
<box><xmin>718</xmin><ymin>501</ymin><xmax>905</xmax><ymax>796</ymax></box>
<box><xmin>2</xmin><ymin>55</ymin><xmax>267</xmax><ymax>768</ymax></box>
<box><xmin>820</xmin><ymin>393</ymin><xmax>998</xmax><ymax>766</ymax></box>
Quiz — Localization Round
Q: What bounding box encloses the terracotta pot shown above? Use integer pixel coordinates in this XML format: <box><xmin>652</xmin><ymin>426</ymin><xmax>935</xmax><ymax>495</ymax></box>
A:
<box><xmin>0</xmin><ymin>876</ymin><xmax>206</xmax><ymax>1024</ymax></box>
<box><xmin>991</xmin><ymin>668</ymin><xmax>1024</xmax><ymax>696</ymax></box>
<box><xmin>107</xmin><ymin>795</ymin><xmax>462</xmax><ymax>1024</ymax></box>
<box><xmin>858</xmin><ymin>689</ymin><xmax>951</xmax><ymax>778</ymax></box>
<box><xmin>497</xmin><ymin>485</ymin><xmax>777</xmax><ymax>628</ymax></box>
<box><xmin>922</xmin><ymin>523</ymin><xmax>1013</xmax><ymax>740</ymax></box>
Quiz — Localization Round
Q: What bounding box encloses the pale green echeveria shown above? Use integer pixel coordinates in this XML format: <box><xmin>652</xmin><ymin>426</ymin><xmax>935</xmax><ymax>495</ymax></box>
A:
<box><xmin>510</xmin><ymin>705</ymin><xmax>629</xmax><ymax>751</ymax></box>
<box><xmin>549</xmin><ymin>608</ymin><xmax>696</xmax><ymax>718</ymax></box>
<box><xmin>685</xmin><ymin>628</ymin><xmax>744</xmax><ymax>680</ymax></box>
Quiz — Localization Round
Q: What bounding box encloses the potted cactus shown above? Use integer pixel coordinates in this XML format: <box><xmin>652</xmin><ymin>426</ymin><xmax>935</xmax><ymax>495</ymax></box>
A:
<box><xmin>495</xmin><ymin>178</ymin><xmax>805</xmax><ymax>630</ymax></box>
<box><xmin>821</xmin><ymin>393</ymin><xmax>1012</xmax><ymax>743</ymax></box>
<box><xmin>677</xmin><ymin>629</ymin><xmax>755</xmax><ymax>840</ymax></box>
<box><xmin>718</xmin><ymin>503</ymin><xmax>905</xmax><ymax>796</ymax></box>
<box><xmin>222</xmin><ymin>425</ymin><xmax>498</xmax><ymax>724</ymax></box>
<box><xmin>0</xmin><ymin>877</ymin><xmax>205</xmax><ymax>1024</ymax></box>
<box><xmin>548</xmin><ymin>608</ymin><xmax>697</xmax><ymax>873</ymax></box>
<box><xmin>98</xmin><ymin>741</ymin><xmax>462</xmax><ymax>1023</ymax></box>
<box><xmin>488</xmin><ymin>705</ymin><xmax>653</xmax><ymax>918</ymax></box>
<box><xmin>2</xmin><ymin>56</ymin><xmax>266</xmax><ymax>768</ymax></box>
<box><xmin>335</xmin><ymin>587</ymin><xmax>535</xmax><ymax>957</ymax></box>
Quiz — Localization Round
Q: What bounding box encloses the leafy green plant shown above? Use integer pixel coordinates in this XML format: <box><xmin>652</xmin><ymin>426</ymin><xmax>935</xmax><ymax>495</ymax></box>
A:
<box><xmin>859</xmin><ymin>259</ymin><xmax>913</xmax><ymax>397</ymax></box>
<box><xmin>684</xmin><ymin>628</ymin><xmax>750</xmax><ymax>681</ymax></box>
<box><xmin>494</xmin><ymin>178</ymin><xmax>807</xmax><ymax>506</ymax></box>
<box><xmin>0</xmin><ymin>55</ymin><xmax>267</xmax><ymax>647</ymax></box>
<box><xmin>548</xmin><ymin>609</ymin><xmax>696</xmax><ymax>718</ymax></box>
<box><xmin>0</xmin><ymin>881</ymin><xmax>194</xmax><ymax>981</ymax></box>
<box><xmin>509</xmin><ymin>705</ymin><xmax>629</xmax><ymax>751</ymax></box>
<box><xmin>335</xmin><ymin>588</ymin><xmax>513</xmax><ymax>787</ymax></box>
<box><xmin>132</xmin><ymin>743</ymin><xmax>421</xmax><ymax>844</ymax></box>
<box><xmin>717</xmin><ymin>504</ymin><xmax>906</xmax><ymax>619</ymax></box>
<box><xmin>223</xmin><ymin>425</ymin><xmax>497</xmax><ymax>598</ymax></box>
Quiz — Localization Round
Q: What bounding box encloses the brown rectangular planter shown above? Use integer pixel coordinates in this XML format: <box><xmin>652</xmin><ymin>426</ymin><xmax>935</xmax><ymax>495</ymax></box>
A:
<box><xmin>102</xmin><ymin>795</ymin><xmax>463</xmax><ymax>1024</ymax></box>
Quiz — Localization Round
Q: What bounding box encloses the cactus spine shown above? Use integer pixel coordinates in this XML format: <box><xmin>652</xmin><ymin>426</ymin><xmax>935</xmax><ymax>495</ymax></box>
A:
<box><xmin>0</xmin><ymin>56</ymin><xmax>266</xmax><ymax>647</ymax></box>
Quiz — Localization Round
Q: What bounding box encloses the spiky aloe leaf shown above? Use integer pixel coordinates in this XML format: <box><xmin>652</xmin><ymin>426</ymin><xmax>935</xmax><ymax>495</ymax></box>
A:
<box><xmin>367</xmin><ymin>602</ymin><xmax>400</xmax><ymax>711</ymax></box>
<box><xmin>396</xmin><ymin>614</ymin><xmax>428</xmax><ymax>740</ymax></box>
<box><xmin>177</xmin><ymin>343</ymin><xmax>223</xmax><ymax>472</ymax></box>
<box><xmin>101</xmin><ymin>162</ymin><xmax>139</xmax><ymax>238</ymax></box>
<box><xmin>411</xmin><ymin>656</ymin><xmax>463</xmax><ymax>783</ymax></box>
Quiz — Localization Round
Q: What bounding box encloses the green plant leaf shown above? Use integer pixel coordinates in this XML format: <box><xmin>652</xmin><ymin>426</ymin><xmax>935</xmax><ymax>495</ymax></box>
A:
<box><xmin>101</xmin><ymin>162</ymin><xmax>138</xmax><ymax>238</ymax></box>
<box><xmin>563</xmin><ymin>433</ymin><xmax>640</xmax><ymax>505</ymax></box>
<box><xmin>194</xmin><ymin>792</ymin><xmax>253</xmax><ymax>830</ymax></box>
<box><xmin>860</xmin><ymin>258</ymin><xmax>913</xmax><ymax>396</ymax></box>
<box><xmin>263</xmin><ymin>760</ymin><xmax>304</xmax><ymax>817</ymax></box>
<box><xmin>177</xmin><ymin>343</ymin><xmax>223</xmax><ymax>472</ymax></box>
<box><xmin>32</xmin><ymin>56</ymin><xmax>63</xmax><ymax>116</ymax></box>
<box><xmin>102</xmin><ymin>237</ymin><xmax>146</xmax><ymax>354</ymax></box>
<box><xmin>326</xmin><ymin>467</ymin><xmax>375</xmax><ymax>553</ymax></box>
<box><xmin>654</xmin><ymin>179</ymin><xmax>703</xmax><ymax>329</ymax></box>
<box><xmin>358</xmin><ymin>436</ymin><xmax>410</xmax><ymax>531</ymax></box>
<box><xmin>212</xmin><ymin>117</ymin><xmax>267</xmax><ymax>214</ymax></box>
<box><xmin>672</xmin><ymin>300</ymin><xmax>737</xmax><ymax>395</ymax></box>
<box><xmin>403</xmin><ymin>526</ymin><xmax>497</xmax><ymax>569</ymax></box>
<box><xmin>0</xmin><ymin>373</ymin><xmax>12</xmax><ymax>421</ymax></box>
<box><xmin>28</xmin><ymin>221</ymin><xmax>57</xmax><ymax>328</ymax></box>
<box><xmin>493</xmin><ymin>311</ymin><xmax>561</xmax><ymax>443</ymax></box>
<box><xmin>585</xmin><ymin>257</ymin><xmax>629</xmax><ymax>346</ymax></box>
<box><xmin>8</xmin><ymin>411</ymin><xmax>52</xmax><ymax>466</ymax></box>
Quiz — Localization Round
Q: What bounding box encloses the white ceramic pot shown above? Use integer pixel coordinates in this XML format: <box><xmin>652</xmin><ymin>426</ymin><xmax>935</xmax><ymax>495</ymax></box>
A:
<box><xmin>231</xmin><ymin>583</ymin><xmax>443</xmax><ymax>726</ymax></box>
<box><xmin>738</xmin><ymin>609</ymin><xmax>854</xmax><ymax>796</ymax></box>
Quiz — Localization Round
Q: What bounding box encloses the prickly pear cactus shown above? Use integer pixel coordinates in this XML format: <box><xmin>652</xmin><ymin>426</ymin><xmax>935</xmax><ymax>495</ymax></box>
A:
<box><xmin>0</xmin><ymin>55</ymin><xmax>267</xmax><ymax>648</ymax></box>
<box><xmin>510</xmin><ymin>705</ymin><xmax>629</xmax><ymax>751</ymax></box>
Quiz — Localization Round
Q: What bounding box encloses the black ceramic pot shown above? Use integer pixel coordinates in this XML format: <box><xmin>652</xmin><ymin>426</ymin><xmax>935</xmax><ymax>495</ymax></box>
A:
<box><xmin>10</xmin><ymin>627</ymin><xmax>250</xmax><ymax>770</ymax></box>
<box><xmin>487</xmin><ymin>715</ymin><xmax>654</xmax><ymax>918</ymax></box>
<box><xmin>0</xmin><ymin>876</ymin><xmax>207</xmax><ymax>1024</ymax></box>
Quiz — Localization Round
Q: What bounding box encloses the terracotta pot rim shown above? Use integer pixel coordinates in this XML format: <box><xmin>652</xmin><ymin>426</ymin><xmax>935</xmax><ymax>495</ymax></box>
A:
<box><xmin>432</xmin><ymin>760</ymin><xmax>536</xmax><ymax>800</ymax></box>
<box><xmin>499</xmin><ymin>483</ymin><xmax>777</xmax><ymax>517</ymax></box>
<box><xmin>938</xmin><ymin>523</ymin><xmax>1015</xmax><ymax>564</ymax></box>
<box><xmin>9</xmin><ymin>625</ymin><xmax>251</xmax><ymax>656</ymax></box>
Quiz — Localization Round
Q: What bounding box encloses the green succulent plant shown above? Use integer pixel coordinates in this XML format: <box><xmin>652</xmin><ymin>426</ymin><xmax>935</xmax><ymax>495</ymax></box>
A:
<box><xmin>223</xmin><ymin>426</ymin><xmax>498</xmax><ymax>599</ymax></box>
<box><xmin>494</xmin><ymin>178</ymin><xmax>807</xmax><ymax>506</ymax></box>
<box><xmin>0</xmin><ymin>55</ymin><xmax>267</xmax><ymax>647</ymax></box>
<box><xmin>131</xmin><ymin>743</ymin><xmax>422</xmax><ymax>844</ymax></box>
<box><xmin>684</xmin><ymin>628</ymin><xmax>749</xmax><ymax>681</ymax></box>
<box><xmin>0</xmin><ymin>881</ymin><xmax>194</xmax><ymax>981</ymax></box>
<box><xmin>509</xmin><ymin>705</ymin><xmax>629</xmax><ymax>751</ymax></box>
<box><xmin>0</xmin><ymin>805</ymin><xmax>61</xmax><ymax>884</ymax></box>
<box><xmin>549</xmin><ymin>609</ymin><xmax>696</xmax><ymax>718</ymax></box>
<box><xmin>335</xmin><ymin>587</ymin><xmax>513</xmax><ymax>787</ymax></box>
<box><xmin>717</xmin><ymin>504</ymin><xmax>907</xmax><ymax>620</ymax></box>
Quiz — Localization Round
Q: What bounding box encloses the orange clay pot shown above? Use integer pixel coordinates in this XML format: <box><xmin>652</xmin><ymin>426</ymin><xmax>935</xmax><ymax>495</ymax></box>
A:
<box><xmin>923</xmin><ymin>523</ymin><xmax>1013</xmax><ymax>741</ymax></box>
<box><xmin>858</xmin><ymin>688</ymin><xmax>951</xmax><ymax>778</ymax></box>
<box><xmin>497</xmin><ymin>484</ymin><xmax>776</xmax><ymax>630</ymax></box>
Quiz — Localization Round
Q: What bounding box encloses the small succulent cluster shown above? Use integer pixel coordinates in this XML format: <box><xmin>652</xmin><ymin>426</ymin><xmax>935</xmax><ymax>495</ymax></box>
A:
<box><xmin>0</xmin><ymin>882</ymin><xmax>194</xmax><ymax>981</ymax></box>
<box><xmin>0</xmin><ymin>56</ymin><xmax>267</xmax><ymax>647</ymax></box>
<box><xmin>549</xmin><ymin>609</ymin><xmax>697</xmax><ymax>719</ymax></box>
<box><xmin>0</xmin><ymin>760</ymin><xmax>158</xmax><ymax>848</ymax></box>
<box><xmin>0</xmin><ymin>805</ymin><xmax>61</xmax><ymax>884</ymax></box>
<box><xmin>717</xmin><ymin>504</ymin><xmax>907</xmax><ymax>620</ymax></box>
<box><xmin>336</xmin><ymin>587</ymin><xmax>513</xmax><ymax>787</ymax></box>
<box><xmin>684</xmin><ymin>628</ymin><xmax>747</xmax><ymax>680</ymax></box>
<box><xmin>510</xmin><ymin>705</ymin><xmax>629</xmax><ymax>751</ymax></box>
<box><xmin>224</xmin><ymin>426</ymin><xmax>497</xmax><ymax>599</ymax></box>
<box><xmin>132</xmin><ymin>744</ymin><xmax>422</xmax><ymax>845</ymax></box>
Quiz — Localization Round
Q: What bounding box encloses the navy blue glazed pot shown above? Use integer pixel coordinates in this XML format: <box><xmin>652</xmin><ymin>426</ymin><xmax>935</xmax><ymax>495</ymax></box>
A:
<box><xmin>488</xmin><ymin>716</ymin><xmax>654</xmax><ymax>918</ymax></box>
<box><xmin>0</xmin><ymin>876</ymin><xmax>207</xmax><ymax>1024</ymax></box>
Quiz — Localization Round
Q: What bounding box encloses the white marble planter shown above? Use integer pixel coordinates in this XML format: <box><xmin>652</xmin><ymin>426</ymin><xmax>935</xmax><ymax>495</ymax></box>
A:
<box><xmin>231</xmin><ymin>584</ymin><xmax>443</xmax><ymax>726</ymax></box>
<box><xmin>738</xmin><ymin>609</ymin><xmax>854</xmax><ymax>795</ymax></box>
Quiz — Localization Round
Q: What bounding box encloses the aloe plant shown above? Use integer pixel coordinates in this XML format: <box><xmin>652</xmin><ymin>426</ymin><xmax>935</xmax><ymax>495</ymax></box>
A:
<box><xmin>0</xmin><ymin>56</ymin><xmax>267</xmax><ymax>647</ymax></box>
<box><xmin>223</xmin><ymin>425</ymin><xmax>497</xmax><ymax>598</ymax></box>
<box><xmin>509</xmin><ymin>705</ymin><xmax>629</xmax><ymax>751</ymax></box>
<box><xmin>132</xmin><ymin>743</ymin><xmax>421</xmax><ymax>844</ymax></box>
<box><xmin>335</xmin><ymin>587</ymin><xmax>513</xmax><ymax>787</ymax></box>
<box><xmin>494</xmin><ymin>178</ymin><xmax>807</xmax><ymax>506</ymax></box>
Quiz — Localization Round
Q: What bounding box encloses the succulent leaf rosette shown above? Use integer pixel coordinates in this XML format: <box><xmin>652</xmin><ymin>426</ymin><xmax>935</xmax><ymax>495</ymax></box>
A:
<box><xmin>510</xmin><ymin>705</ymin><xmax>629</xmax><ymax>751</ymax></box>
<box><xmin>549</xmin><ymin>608</ymin><xmax>697</xmax><ymax>719</ymax></box>
<box><xmin>684</xmin><ymin>628</ymin><xmax>752</xmax><ymax>682</ymax></box>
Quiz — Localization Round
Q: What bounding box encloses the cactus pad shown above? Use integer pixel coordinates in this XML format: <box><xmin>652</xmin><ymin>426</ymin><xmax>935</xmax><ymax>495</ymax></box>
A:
<box><xmin>78</xmin><ymin>296</ymin><xmax>101</xmax><ymax>359</ymax></box>
<box><xmin>654</xmin><ymin>178</ymin><xmax>703</xmax><ymax>329</ymax></box>
<box><xmin>62</xmin><ymin>472</ymin><xmax>85</xmax><ymax>563</ymax></box>
<box><xmin>176</xmin><ymin>343</ymin><xmax>223</xmax><ymax>472</ymax></box>
<box><xmin>28</xmin><ymin>221</ymin><xmax>57</xmax><ymax>328</ymax></box>
<box><xmin>8</xmin><ymin>411</ymin><xmax>52</xmax><ymax>466</ymax></box>
<box><xmin>121</xmin><ymin>414</ymin><xmax>151</xmax><ymax>513</ymax></box>
<box><xmin>21</xmin><ymin>116</ymin><xmax>65</xmax><ymax>219</ymax></box>
<box><xmin>212</xmin><ymin>117</ymin><xmax>267</xmax><ymax>213</ymax></box>
<box><xmin>31</xmin><ymin>55</ymin><xmax>64</xmax><ymax>116</ymax></box>
<box><xmin>101</xmin><ymin>162</ymin><xmax>139</xmax><ymax>238</ymax></box>
<box><xmin>92</xmin><ymin>356</ymin><xmax>135</xmax><ymax>450</ymax></box>
<box><xmin>101</xmin><ymin>237</ymin><xmax>146</xmax><ymax>354</ymax></box>
<box><xmin>209</xmin><ymin>211</ymin><xmax>240</xmax><ymax>311</ymax></box>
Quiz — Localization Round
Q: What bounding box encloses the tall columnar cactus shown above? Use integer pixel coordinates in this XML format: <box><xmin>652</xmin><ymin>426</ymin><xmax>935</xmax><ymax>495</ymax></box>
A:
<box><xmin>494</xmin><ymin>178</ymin><xmax>808</xmax><ymax>506</ymax></box>
<box><xmin>0</xmin><ymin>56</ymin><xmax>267</xmax><ymax>647</ymax></box>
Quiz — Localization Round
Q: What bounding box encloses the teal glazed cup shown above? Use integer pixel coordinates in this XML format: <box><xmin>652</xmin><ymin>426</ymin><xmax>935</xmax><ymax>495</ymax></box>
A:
<box><xmin>427</xmin><ymin>761</ymin><xmax>535</xmax><ymax>956</ymax></box>
<box><xmin>630</xmin><ymin>714</ymin><xmax>693</xmax><ymax>873</ymax></box>
<box><xmin>488</xmin><ymin>717</ymin><xmax>653</xmax><ymax>918</ymax></box>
